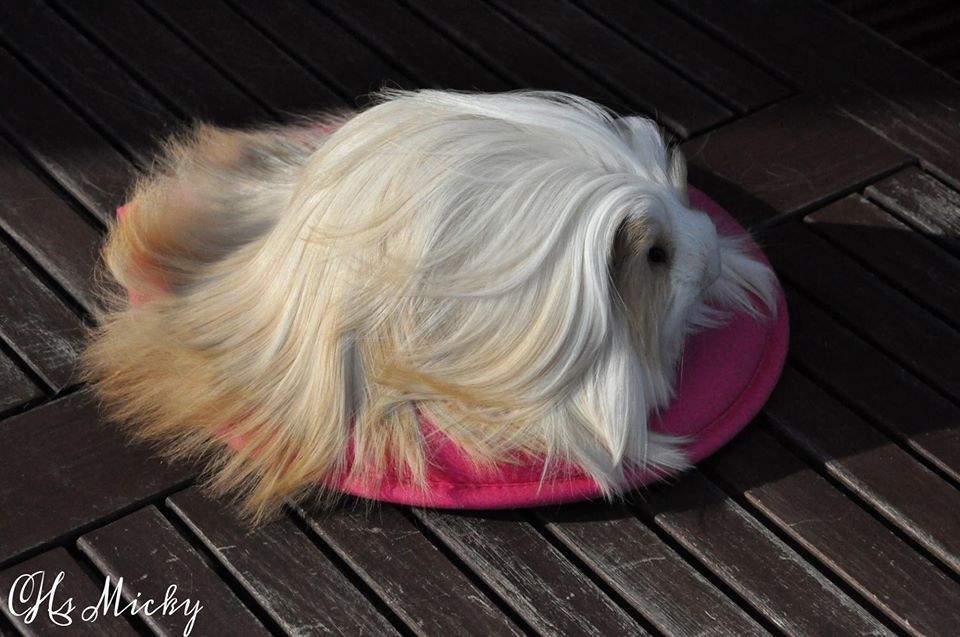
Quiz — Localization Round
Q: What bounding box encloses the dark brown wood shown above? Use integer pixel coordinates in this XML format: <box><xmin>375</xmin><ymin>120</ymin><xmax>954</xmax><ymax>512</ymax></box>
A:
<box><xmin>0</xmin><ymin>134</ymin><xmax>102</xmax><ymax>313</ymax></box>
<box><xmin>785</xmin><ymin>287</ymin><xmax>960</xmax><ymax>483</ymax></box>
<box><xmin>297</xmin><ymin>502</ymin><xmax>521</xmax><ymax>636</ymax></box>
<box><xmin>318</xmin><ymin>0</ymin><xmax>512</xmax><ymax>93</ymax></box>
<box><xmin>0</xmin><ymin>352</ymin><xmax>41</xmax><ymax>415</ymax></box>
<box><xmin>764</xmin><ymin>367</ymin><xmax>960</xmax><ymax>576</ymax></box>
<box><xmin>764</xmin><ymin>222</ymin><xmax>960</xmax><ymax>404</ymax></box>
<box><xmin>412</xmin><ymin>508</ymin><xmax>647</xmax><ymax>635</ymax></box>
<box><xmin>575</xmin><ymin>0</ymin><xmax>793</xmax><ymax>113</ymax></box>
<box><xmin>680</xmin><ymin>94</ymin><xmax>910</xmax><ymax>226</ymax></box>
<box><xmin>0</xmin><ymin>0</ymin><xmax>180</xmax><ymax>167</ymax></box>
<box><xmin>705</xmin><ymin>426</ymin><xmax>960</xmax><ymax>635</ymax></box>
<box><xmin>77</xmin><ymin>506</ymin><xmax>268</xmax><ymax>637</ymax></box>
<box><xmin>805</xmin><ymin>193</ymin><xmax>960</xmax><ymax>326</ymax></box>
<box><xmin>0</xmin><ymin>243</ymin><xmax>84</xmax><ymax>391</ymax></box>
<box><xmin>230</xmin><ymin>0</ymin><xmax>416</xmax><ymax>101</ymax></box>
<box><xmin>639</xmin><ymin>471</ymin><xmax>890</xmax><ymax>635</ymax></box>
<box><xmin>537</xmin><ymin>504</ymin><xmax>766</xmax><ymax>635</ymax></box>
<box><xmin>403</xmin><ymin>0</ymin><xmax>633</xmax><ymax>114</ymax></box>
<box><xmin>0</xmin><ymin>548</ymin><xmax>135</xmax><ymax>635</ymax></box>
<box><xmin>167</xmin><ymin>489</ymin><xmax>399</xmax><ymax>636</ymax></box>
<box><xmin>143</xmin><ymin>0</ymin><xmax>348</xmax><ymax>117</ymax></box>
<box><xmin>54</xmin><ymin>0</ymin><xmax>271</xmax><ymax>129</ymax></box>
<box><xmin>866</xmin><ymin>167</ymin><xmax>960</xmax><ymax>259</ymax></box>
<box><xmin>486</xmin><ymin>0</ymin><xmax>731</xmax><ymax>137</ymax></box>
<box><xmin>0</xmin><ymin>392</ymin><xmax>192</xmax><ymax>565</ymax></box>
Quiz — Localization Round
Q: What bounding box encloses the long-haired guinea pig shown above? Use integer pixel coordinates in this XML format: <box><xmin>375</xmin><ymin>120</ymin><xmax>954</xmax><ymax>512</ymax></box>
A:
<box><xmin>84</xmin><ymin>90</ymin><xmax>776</xmax><ymax>520</ymax></box>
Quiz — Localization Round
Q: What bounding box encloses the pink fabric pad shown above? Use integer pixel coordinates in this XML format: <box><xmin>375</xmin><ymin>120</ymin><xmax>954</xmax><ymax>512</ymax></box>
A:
<box><xmin>117</xmin><ymin>186</ymin><xmax>788</xmax><ymax>509</ymax></box>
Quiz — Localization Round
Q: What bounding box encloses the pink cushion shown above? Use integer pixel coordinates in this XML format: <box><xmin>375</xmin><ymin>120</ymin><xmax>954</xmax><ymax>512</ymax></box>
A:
<box><xmin>117</xmin><ymin>186</ymin><xmax>788</xmax><ymax>509</ymax></box>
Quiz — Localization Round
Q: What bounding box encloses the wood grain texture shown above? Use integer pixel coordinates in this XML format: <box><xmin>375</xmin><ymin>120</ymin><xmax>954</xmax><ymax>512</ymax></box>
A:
<box><xmin>0</xmin><ymin>352</ymin><xmax>42</xmax><ymax>415</ymax></box>
<box><xmin>866</xmin><ymin>167</ymin><xmax>960</xmax><ymax>259</ymax></box>
<box><xmin>764</xmin><ymin>367</ymin><xmax>960</xmax><ymax>576</ymax></box>
<box><xmin>0</xmin><ymin>548</ymin><xmax>135</xmax><ymax>636</ymax></box>
<box><xmin>413</xmin><ymin>508</ymin><xmax>647</xmax><ymax>636</ymax></box>
<box><xmin>298</xmin><ymin>502</ymin><xmax>521</xmax><ymax>636</ymax></box>
<box><xmin>78</xmin><ymin>506</ymin><xmax>268</xmax><ymax>637</ymax></box>
<box><xmin>167</xmin><ymin>489</ymin><xmax>399</xmax><ymax>636</ymax></box>
<box><xmin>639</xmin><ymin>471</ymin><xmax>890</xmax><ymax>635</ymax></box>
<box><xmin>537</xmin><ymin>504</ymin><xmax>766</xmax><ymax>636</ymax></box>
<box><xmin>0</xmin><ymin>392</ymin><xmax>192</xmax><ymax>565</ymax></box>
<box><xmin>0</xmin><ymin>243</ymin><xmax>84</xmax><ymax>391</ymax></box>
<box><xmin>487</xmin><ymin>0</ymin><xmax>731</xmax><ymax>137</ymax></box>
<box><xmin>705</xmin><ymin>426</ymin><xmax>960</xmax><ymax>635</ymax></box>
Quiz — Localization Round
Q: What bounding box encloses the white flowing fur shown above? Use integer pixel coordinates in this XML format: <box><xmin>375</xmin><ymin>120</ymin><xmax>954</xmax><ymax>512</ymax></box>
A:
<box><xmin>84</xmin><ymin>90</ymin><xmax>777</xmax><ymax>520</ymax></box>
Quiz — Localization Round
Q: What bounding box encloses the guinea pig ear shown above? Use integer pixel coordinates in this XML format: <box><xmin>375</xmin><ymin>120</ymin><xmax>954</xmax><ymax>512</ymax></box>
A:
<box><xmin>668</xmin><ymin>148</ymin><xmax>689</xmax><ymax>205</ymax></box>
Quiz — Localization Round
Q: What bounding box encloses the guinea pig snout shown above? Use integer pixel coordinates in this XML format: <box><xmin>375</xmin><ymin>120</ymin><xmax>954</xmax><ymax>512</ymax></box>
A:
<box><xmin>680</xmin><ymin>209</ymin><xmax>721</xmax><ymax>289</ymax></box>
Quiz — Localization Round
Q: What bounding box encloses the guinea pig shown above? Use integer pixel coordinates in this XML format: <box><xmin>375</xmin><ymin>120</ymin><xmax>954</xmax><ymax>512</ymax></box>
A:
<box><xmin>84</xmin><ymin>90</ymin><xmax>777</xmax><ymax>520</ymax></box>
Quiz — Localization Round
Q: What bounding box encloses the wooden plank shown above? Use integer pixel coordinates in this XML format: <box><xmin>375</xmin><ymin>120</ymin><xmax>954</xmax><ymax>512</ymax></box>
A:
<box><xmin>297</xmin><ymin>502</ymin><xmax>521</xmax><ymax>636</ymax></box>
<box><xmin>486</xmin><ymin>0</ymin><xmax>731</xmax><ymax>137</ymax></box>
<box><xmin>0</xmin><ymin>243</ymin><xmax>84</xmax><ymax>391</ymax></box>
<box><xmin>412</xmin><ymin>508</ymin><xmax>647</xmax><ymax>635</ymax></box>
<box><xmin>764</xmin><ymin>222</ymin><xmax>960</xmax><ymax>404</ymax></box>
<box><xmin>230</xmin><ymin>0</ymin><xmax>416</xmax><ymax>101</ymax></box>
<box><xmin>0</xmin><ymin>0</ymin><xmax>180</xmax><ymax>166</ymax></box>
<box><xmin>143</xmin><ymin>0</ymin><xmax>348</xmax><ymax>116</ymax></box>
<box><xmin>805</xmin><ymin>194</ymin><xmax>960</xmax><ymax>326</ymax></box>
<box><xmin>0</xmin><ymin>548</ymin><xmax>135</xmax><ymax>636</ymax></box>
<box><xmin>705</xmin><ymin>426</ymin><xmax>960</xmax><ymax>635</ymax></box>
<box><xmin>0</xmin><ymin>392</ymin><xmax>193</xmax><ymax>565</ymax></box>
<box><xmin>639</xmin><ymin>471</ymin><xmax>890</xmax><ymax>635</ymax></box>
<box><xmin>401</xmin><ymin>0</ymin><xmax>633</xmax><ymax>114</ymax></box>
<box><xmin>537</xmin><ymin>503</ymin><xmax>767</xmax><ymax>635</ymax></box>
<box><xmin>167</xmin><ymin>489</ymin><xmax>399</xmax><ymax>636</ymax></box>
<box><xmin>0</xmin><ymin>351</ymin><xmax>42</xmax><ymax>414</ymax></box>
<box><xmin>680</xmin><ymin>94</ymin><xmax>910</xmax><ymax>226</ymax></box>
<box><xmin>0</xmin><ymin>44</ymin><xmax>134</xmax><ymax>222</ymax></box>
<box><xmin>785</xmin><ymin>287</ymin><xmax>960</xmax><ymax>483</ymax></box>
<box><xmin>764</xmin><ymin>367</ymin><xmax>960</xmax><ymax>576</ymax></box>
<box><xmin>317</xmin><ymin>0</ymin><xmax>512</xmax><ymax>93</ymax></box>
<box><xmin>78</xmin><ymin>506</ymin><xmax>268</xmax><ymax>637</ymax></box>
<box><xmin>575</xmin><ymin>0</ymin><xmax>793</xmax><ymax>113</ymax></box>
<box><xmin>866</xmin><ymin>167</ymin><xmax>960</xmax><ymax>259</ymax></box>
<box><xmin>0</xmin><ymin>134</ymin><xmax>102</xmax><ymax>313</ymax></box>
<box><xmin>54</xmin><ymin>0</ymin><xmax>271</xmax><ymax>128</ymax></box>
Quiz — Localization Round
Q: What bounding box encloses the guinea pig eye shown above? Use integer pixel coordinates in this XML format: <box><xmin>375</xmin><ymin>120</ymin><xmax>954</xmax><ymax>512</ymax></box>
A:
<box><xmin>647</xmin><ymin>245</ymin><xmax>669</xmax><ymax>265</ymax></box>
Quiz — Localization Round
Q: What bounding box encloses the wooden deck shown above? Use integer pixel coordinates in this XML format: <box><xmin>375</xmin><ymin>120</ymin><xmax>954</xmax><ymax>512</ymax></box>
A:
<box><xmin>1</xmin><ymin>1</ymin><xmax>959</xmax><ymax>635</ymax></box>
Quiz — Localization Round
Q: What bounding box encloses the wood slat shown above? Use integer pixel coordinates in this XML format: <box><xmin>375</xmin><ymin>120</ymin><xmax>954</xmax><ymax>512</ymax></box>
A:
<box><xmin>0</xmin><ymin>351</ymin><xmax>40</xmax><ymax>414</ymax></box>
<box><xmin>402</xmin><ymin>0</ymin><xmax>633</xmax><ymax>114</ymax></box>
<box><xmin>0</xmin><ymin>243</ymin><xmax>84</xmax><ymax>391</ymax></box>
<box><xmin>318</xmin><ymin>0</ymin><xmax>512</xmax><ymax>93</ymax></box>
<box><xmin>537</xmin><ymin>504</ymin><xmax>767</xmax><ymax>636</ymax></box>
<box><xmin>230</xmin><ymin>0</ymin><xmax>415</xmax><ymax>101</ymax></box>
<box><xmin>412</xmin><ymin>508</ymin><xmax>648</xmax><ymax>635</ymax></box>
<box><xmin>0</xmin><ymin>548</ymin><xmax>135</xmax><ymax>636</ymax></box>
<box><xmin>0</xmin><ymin>392</ymin><xmax>192</xmax><ymax>565</ymax></box>
<box><xmin>167</xmin><ymin>489</ymin><xmax>399</xmax><ymax>636</ymax></box>
<box><xmin>866</xmin><ymin>167</ymin><xmax>960</xmax><ymax>259</ymax></box>
<box><xmin>297</xmin><ymin>502</ymin><xmax>521</xmax><ymax>636</ymax></box>
<box><xmin>78</xmin><ymin>506</ymin><xmax>268</xmax><ymax>637</ymax></box>
<box><xmin>764</xmin><ymin>367</ymin><xmax>960</xmax><ymax>576</ymax></box>
<box><xmin>705</xmin><ymin>426</ymin><xmax>960</xmax><ymax>635</ymax></box>
<box><xmin>680</xmin><ymin>94</ymin><xmax>909</xmax><ymax>226</ymax></box>
<box><xmin>54</xmin><ymin>0</ymin><xmax>271</xmax><ymax>128</ymax></box>
<box><xmin>0</xmin><ymin>0</ymin><xmax>179</xmax><ymax>167</ymax></box>
<box><xmin>785</xmin><ymin>287</ymin><xmax>960</xmax><ymax>482</ymax></box>
<box><xmin>575</xmin><ymin>0</ymin><xmax>792</xmax><ymax>113</ymax></box>
<box><xmin>486</xmin><ymin>0</ymin><xmax>731</xmax><ymax>137</ymax></box>
<box><xmin>143</xmin><ymin>0</ymin><xmax>348</xmax><ymax>117</ymax></box>
<box><xmin>764</xmin><ymin>222</ymin><xmax>960</xmax><ymax>404</ymax></box>
<box><xmin>639</xmin><ymin>471</ymin><xmax>890</xmax><ymax>635</ymax></box>
<box><xmin>805</xmin><ymin>194</ymin><xmax>960</xmax><ymax>326</ymax></box>
<box><xmin>0</xmin><ymin>44</ymin><xmax>134</xmax><ymax>222</ymax></box>
<box><xmin>0</xmin><ymin>134</ymin><xmax>101</xmax><ymax>313</ymax></box>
